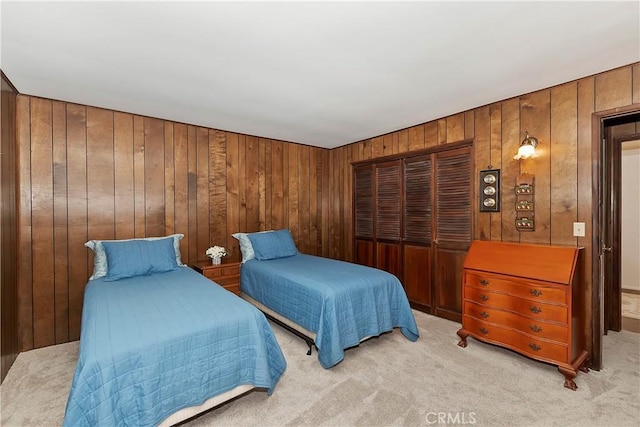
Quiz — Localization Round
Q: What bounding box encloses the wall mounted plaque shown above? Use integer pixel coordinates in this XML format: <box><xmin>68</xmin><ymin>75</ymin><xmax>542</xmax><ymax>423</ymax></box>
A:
<box><xmin>479</xmin><ymin>169</ymin><xmax>500</xmax><ymax>212</ymax></box>
<box><xmin>515</xmin><ymin>173</ymin><xmax>535</xmax><ymax>232</ymax></box>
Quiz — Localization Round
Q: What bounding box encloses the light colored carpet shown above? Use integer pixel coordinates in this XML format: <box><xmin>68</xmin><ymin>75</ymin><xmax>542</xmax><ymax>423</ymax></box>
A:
<box><xmin>1</xmin><ymin>311</ymin><xmax>639</xmax><ymax>426</ymax></box>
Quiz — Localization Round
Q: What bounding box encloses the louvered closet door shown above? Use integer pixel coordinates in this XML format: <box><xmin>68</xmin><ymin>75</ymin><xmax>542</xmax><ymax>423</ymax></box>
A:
<box><xmin>403</xmin><ymin>155</ymin><xmax>432</xmax><ymax>308</ymax></box>
<box><xmin>375</xmin><ymin>161</ymin><xmax>402</xmax><ymax>279</ymax></box>
<box><xmin>353</xmin><ymin>143</ymin><xmax>471</xmax><ymax>322</ymax></box>
<box><xmin>433</xmin><ymin>146</ymin><xmax>472</xmax><ymax>322</ymax></box>
<box><xmin>354</xmin><ymin>165</ymin><xmax>375</xmax><ymax>267</ymax></box>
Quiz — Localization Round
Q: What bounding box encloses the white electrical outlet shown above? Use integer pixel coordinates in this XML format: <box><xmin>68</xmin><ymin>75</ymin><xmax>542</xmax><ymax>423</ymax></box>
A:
<box><xmin>573</xmin><ymin>222</ymin><xmax>585</xmax><ymax>237</ymax></box>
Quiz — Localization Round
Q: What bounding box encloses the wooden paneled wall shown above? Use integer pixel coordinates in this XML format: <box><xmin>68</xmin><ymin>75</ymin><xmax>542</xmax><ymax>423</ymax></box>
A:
<box><xmin>1</xmin><ymin>72</ymin><xmax>19</xmax><ymax>382</ymax></box>
<box><xmin>332</xmin><ymin>63</ymin><xmax>640</xmax><ymax>260</ymax></box>
<box><xmin>328</xmin><ymin>62</ymin><xmax>640</xmax><ymax>361</ymax></box>
<box><xmin>13</xmin><ymin>62</ymin><xmax>639</xmax><ymax>353</ymax></box>
<box><xmin>17</xmin><ymin>98</ymin><xmax>329</xmax><ymax>351</ymax></box>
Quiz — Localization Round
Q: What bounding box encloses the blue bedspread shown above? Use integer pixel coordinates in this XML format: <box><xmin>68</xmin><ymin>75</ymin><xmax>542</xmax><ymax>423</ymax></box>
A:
<box><xmin>63</xmin><ymin>267</ymin><xmax>286</xmax><ymax>427</ymax></box>
<box><xmin>241</xmin><ymin>254</ymin><xmax>419</xmax><ymax>368</ymax></box>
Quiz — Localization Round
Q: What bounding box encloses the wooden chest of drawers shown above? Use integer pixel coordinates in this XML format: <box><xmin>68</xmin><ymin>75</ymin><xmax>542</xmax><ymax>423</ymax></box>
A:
<box><xmin>457</xmin><ymin>240</ymin><xmax>589</xmax><ymax>390</ymax></box>
<box><xmin>191</xmin><ymin>261</ymin><xmax>241</xmax><ymax>295</ymax></box>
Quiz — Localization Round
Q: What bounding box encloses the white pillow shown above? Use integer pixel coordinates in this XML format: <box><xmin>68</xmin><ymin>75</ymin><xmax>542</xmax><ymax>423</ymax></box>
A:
<box><xmin>85</xmin><ymin>234</ymin><xmax>184</xmax><ymax>280</ymax></box>
<box><xmin>232</xmin><ymin>230</ymin><xmax>273</xmax><ymax>263</ymax></box>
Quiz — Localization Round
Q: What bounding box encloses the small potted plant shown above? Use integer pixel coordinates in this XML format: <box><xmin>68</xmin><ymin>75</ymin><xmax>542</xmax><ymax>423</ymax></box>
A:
<box><xmin>206</xmin><ymin>245</ymin><xmax>227</xmax><ymax>265</ymax></box>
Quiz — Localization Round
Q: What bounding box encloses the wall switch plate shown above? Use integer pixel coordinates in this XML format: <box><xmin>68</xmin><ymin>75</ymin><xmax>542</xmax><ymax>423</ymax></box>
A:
<box><xmin>573</xmin><ymin>222</ymin><xmax>585</xmax><ymax>237</ymax></box>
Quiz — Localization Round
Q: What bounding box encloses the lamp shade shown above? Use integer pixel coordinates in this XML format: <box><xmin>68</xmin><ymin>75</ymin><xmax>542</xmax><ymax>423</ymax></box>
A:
<box><xmin>514</xmin><ymin>131</ymin><xmax>539</xmax><ymax>160</ymax></box>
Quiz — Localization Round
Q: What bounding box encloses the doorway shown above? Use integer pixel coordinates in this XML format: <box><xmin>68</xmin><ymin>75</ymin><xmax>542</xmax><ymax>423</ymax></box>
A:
<box><xmin>592</xmin><ymin>107</ymin><xmax>640</xmax><ymax>370</ymax></box>
<box><xmin>620</xmin><ymin>137</ymin><xmax>640</xmax><ymax>333</ymax></box>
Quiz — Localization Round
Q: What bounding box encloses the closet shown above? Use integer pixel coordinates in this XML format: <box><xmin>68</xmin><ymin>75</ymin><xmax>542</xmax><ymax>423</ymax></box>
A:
<box><xmin>353</xmin><ymin>142</ymin><xmax>472</xmax><ymax>322</ymax></box>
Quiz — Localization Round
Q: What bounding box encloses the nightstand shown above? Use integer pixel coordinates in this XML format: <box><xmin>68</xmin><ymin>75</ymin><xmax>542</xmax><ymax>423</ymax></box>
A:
<box><xmin>191</xmin><ymin>260</ymin><xmax>241</xmax><ymax>295</ymax></box>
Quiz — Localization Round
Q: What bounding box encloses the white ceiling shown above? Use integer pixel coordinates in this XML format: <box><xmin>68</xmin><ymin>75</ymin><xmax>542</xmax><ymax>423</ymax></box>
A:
<box><xmin>2</xmin><ymin>1</ymin><xmax>639</xmax><ymax>149</ymax></box>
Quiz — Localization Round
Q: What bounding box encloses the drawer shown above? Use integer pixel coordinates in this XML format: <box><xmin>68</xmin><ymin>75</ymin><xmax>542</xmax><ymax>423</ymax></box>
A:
<box><xmin>465</xmin><ymin>286</ymin><xmax>568</xmax><ymax>324</ymax></box>
<box><xmin>465</xmin><ymin>272</ymin><xmax>567</xmax><ymax>304</ymax></box>
<box><xmin>204</xmin><ymin>264</ymin><xmax>240</xmax><ymax>278</ymax></box>
<box><xmin>212</xmin><ymin>276</ymin><xmax>239</xmax><ymax>287</ymax></box>
<box><xmin>464</xmin><ymin>300</ymin><xmax>568</xmax><ymax>343</ymax></box>
<box><xmin>463</xmin><ymin>315</ymin><xmax>569</xmax><ymax>364</ymax></box>
<box><xmin>219</xmin><ymin>283</ymin><xmax>240</xmax><ymax>295</ymax></box>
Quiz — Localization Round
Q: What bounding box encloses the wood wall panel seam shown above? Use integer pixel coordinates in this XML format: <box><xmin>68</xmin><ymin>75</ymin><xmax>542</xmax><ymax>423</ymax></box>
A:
<box><xmin>30</xmin><ymin>98</ymin><xmax>55</xmax><ymax>348</ymax></box>
<box><xmin>163</xmin><ymin>121</ymin><xmax>175</xmax><ymax>237</ymax></box>
<box><xmin>52</xmin><ymin>100</ymin><xmax>69</xmax><ymax>344</ymax></box>
<box><xmin>18</xmin><ymin>95</ymin><xmax>34</xmax><ymax>350</ymax></box>
<box><xmin>489</xmin><ymin>103</ymin><xmax>503</xmax><ymax>242</ymax></box>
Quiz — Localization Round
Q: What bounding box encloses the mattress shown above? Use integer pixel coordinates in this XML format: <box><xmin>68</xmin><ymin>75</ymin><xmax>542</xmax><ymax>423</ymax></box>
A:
<box><xmin>241</xmin><ymin>254</ymin><xmax>419</xmax><ymax>368</ymax></box>
<box><xmin>63</xmin><ymin>266</ymin><xmax>286</xmax><ymax>427</ymax></box>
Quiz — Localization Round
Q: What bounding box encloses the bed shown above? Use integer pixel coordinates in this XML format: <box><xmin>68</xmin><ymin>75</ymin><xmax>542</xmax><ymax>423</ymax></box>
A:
<box><xmin>63</xmin><ymin>236</ymin><xmax>286</xmax><ymax>427</ymax></box>
<box><xmin>235</xmin><ymin>229</ymin><xmax>419</xmax><ymax>369</ymax></box>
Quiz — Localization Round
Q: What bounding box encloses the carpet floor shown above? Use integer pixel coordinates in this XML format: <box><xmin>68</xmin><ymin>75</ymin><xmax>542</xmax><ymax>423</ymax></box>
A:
<box><xmin>1</xmin><ymin>310</ymin><xmax>638</xmax><ymax>426</ymax></box>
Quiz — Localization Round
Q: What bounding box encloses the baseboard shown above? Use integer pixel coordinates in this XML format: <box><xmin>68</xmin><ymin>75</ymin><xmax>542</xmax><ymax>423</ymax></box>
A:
<box><xmin>622</xmin><ymin>316</ymin><xmax>640</xmax><ymax>333</ymax></box>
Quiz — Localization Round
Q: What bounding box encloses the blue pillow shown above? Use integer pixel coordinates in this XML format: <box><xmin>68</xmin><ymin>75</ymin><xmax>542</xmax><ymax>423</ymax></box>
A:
<box><xmin>85</xmin><ymin>234</ymin><xmax>184</xmax><ymax>280</ymax></box>
<box><xmin>232</xmin><ymin>230</ymin><xmax>274</xmax><ymax>263</ymax></box>
<box><xmin>102</xmin><ymin>237</ymin><xmax>179</xmax><ymax>281</ymax></box>
<box><xmin>248</xmin><ymin>229</ymin><xmax>298</xmax><ymax>260</ymax></box>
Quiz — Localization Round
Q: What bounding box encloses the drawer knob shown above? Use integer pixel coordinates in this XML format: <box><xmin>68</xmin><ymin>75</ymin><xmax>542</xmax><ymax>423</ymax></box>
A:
<box><xmin>479</xmin><ymin>279</ymin><xmax>490</xmax><ymax>286</ymax></box>
<box><xmin>479</xmin><ymin>327</ymin><xmax>489</xmax><ymax>334</ymax></box>
<box><xmin>480</xmin><ymin>312</ymin><xmax>490</xmax><ymax>319</ymax></box>
<box><xmin>530</xmin><ymin>289</ymin><xmax>543</xmax><ymax>297</ymax></box>
<box><xmin>479</xmin><ymin>295</ymin><xmax>489</xmax><ymax>302</ymax></box>
<box><xmin>529</xmin><ymin>343</ymin><xmax>541</xmax><ymax>351</ymax></box>
<box><xmin>529</xmin><ymin>306</ymin><xmax>542</xmax><ymax>314</ymax></box>
<box><xmin>529</xmin><ymin>325</ymin><xmax>543</xmax><ymax>333</ymax></box>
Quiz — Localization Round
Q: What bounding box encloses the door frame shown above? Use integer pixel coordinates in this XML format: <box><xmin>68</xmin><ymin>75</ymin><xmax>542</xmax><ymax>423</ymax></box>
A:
<box><xmin>591</xmin><ymin>104</ymin><xmax>640</xmax><ymax>370</ymax></box>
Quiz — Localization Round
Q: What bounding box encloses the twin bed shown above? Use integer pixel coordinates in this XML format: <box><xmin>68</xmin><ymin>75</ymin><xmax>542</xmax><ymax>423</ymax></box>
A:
<box><xmin>64</xmin><ymin>230</ymin><xmax>418</xmax><ymax>426</ymax></box>
<box><xmin>63</xmin><ymin>266</ymin><xmax>286</xmax><ymax>427</ymax></box>
<box><xmin>241</xmin><ymin>253</ymin><xmax>419</xmax><ymax>368</ymax></box>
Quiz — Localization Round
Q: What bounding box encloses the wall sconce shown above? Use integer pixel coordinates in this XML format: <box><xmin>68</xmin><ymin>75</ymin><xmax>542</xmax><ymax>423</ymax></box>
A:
<box><xmin>513</xmin><ymin>131</ymin><xmax>539</xmax><ymax>160</ymax></box>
